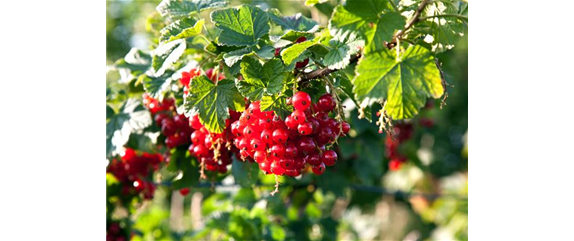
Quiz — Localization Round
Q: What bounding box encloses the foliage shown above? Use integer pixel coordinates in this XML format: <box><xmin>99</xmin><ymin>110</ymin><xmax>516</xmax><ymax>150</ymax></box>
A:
<box><xmin>106</xmin><ymin>0</ymin><xmax>468</xmax><ymax>240</ymax></box>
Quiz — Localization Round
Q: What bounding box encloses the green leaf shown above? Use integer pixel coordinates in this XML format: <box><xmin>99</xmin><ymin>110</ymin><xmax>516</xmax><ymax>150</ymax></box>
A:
<box><xmin>323</xmin><ymin>40</ymin><xmax>350</xmax><ymax>69</ymax></box>
<box><xmin>184</xmin><ymin>76</ymin><xmax>244</xmax><ymax>133</ymax></box>
<box><xmin>152</xmin><ymin>39</ymin><xmax>186</xmax><ymax>76</ymax></box>
<box><xmin>160</xmin><ymin>18</ymin><xmax>204</xmax><ymax>43</ymax></box>
<box><xmin>157</xmin><ymin>0</ymin><xmax>227</xmax><ymax>20</ymax></box>
<box><xmin>223</xmin><ymin>48</ymin><xmax>253</xmax><ymax>67</ymax></box>
<box><xmin>260</xmin><ymin>95</ymin><xmax>292</xmax><ymax>120</ymax></box>
<box><xmin>305</xmin><ymin>0</ymin><xmax>327</xmax><ymax>6</ymax></box>
<box><xmin>237</xmin><ymin>58</ymin><xmax>285</xmax><ymax>100</ymax></box>
<box><xmin>142</xmin><ymin>73</ymin><xmax>173</xmax><ymax>100</ymax></box>
<box><xmin>419</xmin><ymin>1</ymin><xmax>467</xmax><ymax>52</ymax></box>
<box><xmin>267</xmin><ymin>9</ymin><xmax>319</xmax><ymax>33</ymax></box>
<box><xmin>329</xmin><ymin>1</ymin><xmax>404</xmax><ymax>53</ymax></box>
<box><xmin>222</xmin><ymin>45</ymin><xmax>275</xmax><ymax>67</ymax></box>
<box><xmin>106</xmin><ymin>99</ymin><xmax>153</xmax><ymax>157</ymax></box>
<box><xmin>353</xmin><ymin>45</ymin><xmax>443</xmax><ymax>119</ymax></box>
<box><xmin>280</xmin><ymin>38</ymin><xmax>319</xmax><ymax>65</ymax></box>
<box><xmin>232</xmin><ymin>159</ymin><xmax>259</xmax><ymax>187</ymax></box>
<box><xmin>366</xmin><ymin>12</ymin><xmax>406</xmax><ymax>53</ymax></box>
<box><xmin>114</xmin><ymin>48</ymin><xmax>151</xmax><ymax>74</ymax></box>
<box><xmin>211</xmin><ymin>5</ymin><xmax>270</xmax><ymax>46</ymax></box>
<box><xmin>106</xmin><ymin>105</ymin><xmax>115</xmax><ymax>120</ymax></box>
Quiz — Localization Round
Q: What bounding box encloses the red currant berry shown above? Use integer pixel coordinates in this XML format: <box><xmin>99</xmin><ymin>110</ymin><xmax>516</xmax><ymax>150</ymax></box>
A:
<box><xmin>161</xmin><ymin>119</ymin><xmax>177</xmax><ymax>136</ymax></box>
<box><xmin>193</xmin><ymin>145</ymin><xmax>209</xmax><ymax>158</ymax></box>
<box><xmin>292</xmin><ymin>91</ymin><xmax>312</xmax><ymax>111</ymax></box>
<box><xmin>179</xmin><ymin>188</ymin><xmax>190</xmax><ymax>196</ymax></box>
<box><xmin>285</xmin><ymin>142</ymin><xmax>298</xmax><ymax>158</ymax></box>
<box><xmin>295</xmin><ymin>58</ymin><xmax>309</xmax><ymax>69</ymax></box>
<box><xmin>259</xmin><ymin>161</ymin><xmax>272</xmax><ymax>174</ymax></box>
<box><xmin>317</xmin><ymin>94</ymin><xmax>336</xmax><ymax>112</ymax></box>
<box><xmin>254</xmin><ymin>150</ymin><xmax>267</xmax><ymax>163</ymax></box>
<box><xmin>305</xmin><ymin>153</ymin><xmax>321</xmax><ymax>166</ymax></box>
<box><xmin>297</xmin><ymin>137</ymin><xmax>316</xmax><ymax>154</ymax></box>
<box><xmin>315</xmin><ymin>112</ymin><xmax>329</xmax><ymax>124</ymax></box>
<box><xmin>322</xmin><ymin>150</ymin><xmax>337</xmax><ymax>166</ymax></box>
<box><xmin>285</xmin><ymin>168</ymin><xmax>299</xmax><ymax>177</ymax></box>
<box><xmin>311</xmin><ymin>163</ymin><xmax>326</xmax><ymax>175</ymax></box>
<box><xmin>270</xmin><ymin>144</ymin><xmax>286</xmax><ymax>158</ymax></box>
<box><xmin>272</xmin><ymin>128</ymin><xmax>289</xmax><ymax>144</ymax></box>
<box><xmin>275</xmin><ymin>47</ymin><xmax>281</xmax><ymax>57</ymax></box>
<box><xmin>291</xmin><ymin>109</ymin><xmax>306</xmax><ymax>124</ymax></box>
<box><xmin>250</xmin><ymin>139</ymin><xmax>265</xmax><ymax>151</ymax></box>
<box><xmin>190</xmin><ymin>130</ymin><xmax>206</xmax><ymax>144</ymax></box>
<box><xmin>297</xmin><ymin>122</ymin><xmax>313</xmax><ymax>135</ymax></box>
<box><xmin>279</xmin><ymin>158</ymin><xmax>295</xmax><ymax>169</ymax></box>
<box><xmin>271</xmin><ymin>161</ymin><xmax>285</xmax><ymax>175</ymax></box>
<box><xmin>189</xmin><ymin>114</ymin><xmax>203</xmax><ymax>129</ymax></box>
<box><xmin>284</xmin><ymin>115</ymin><xmax>299</xmax><ymax>130</ymax></box>
<box><xmin>260</xmin><ymin>129</ymin><xmax>274</xmax><ymax>144</ymax></box>
<box><xmin>295</xmin><ymin>36</ymin><xmax>307</xmax><ymax>43</ymax></box>
<box><xmin>341</xmin><ymin>121</ymin><xmax>351</xmax><ymax>135</ymax></box>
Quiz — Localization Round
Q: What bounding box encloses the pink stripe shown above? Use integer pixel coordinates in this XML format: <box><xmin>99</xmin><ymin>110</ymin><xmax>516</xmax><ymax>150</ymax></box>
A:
<box><xmin>468</xmin><ymin>91</ymin><xmax>574</xmax><ymax>107</ymax></box>
<box><xmin>468</xmin><ymin>109</ymin><xmax>574</xmax><ymax>111</ymax></box>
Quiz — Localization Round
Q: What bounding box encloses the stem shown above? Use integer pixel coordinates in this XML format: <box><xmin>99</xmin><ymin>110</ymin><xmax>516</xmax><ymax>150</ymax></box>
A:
<box><xmin>391</xmin><ymin>0</ymin><xmax>430</xmax><ymax>45</ymax></box>
<box><xmin>270</xmin><ymin>175</ymin><xmax>280</xmax><ymax>196</ymax></box>
<box><xmin>388</xmin><ymin>0</ymin><xmax>399</xmax><ymax>12</ymax></box>
<box><xmin>299</xmin><ymin>53</ymin><xmax>361</xmax><ymax>83</ymax></box>
<box><xmin>322</xmin><ymin>76</ymin><xmax>345</xmax><ymax>141</ymax></box>
<box><xmin>419</xmin><ymin>14</ymin><xmax>468</xmax><ymax>21</ymax></box>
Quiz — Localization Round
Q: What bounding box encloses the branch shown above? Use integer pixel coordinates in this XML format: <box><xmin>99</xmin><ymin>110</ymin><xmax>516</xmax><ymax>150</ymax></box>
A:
<box><xmin>299</xmin><ymin>53</ymin><xmax>362</xmax><ymax>82</ymax></box>
<box><xmin>390</xmin><ymin>0</ymin><xmax>430</xmax><ymax>46</ymax></box>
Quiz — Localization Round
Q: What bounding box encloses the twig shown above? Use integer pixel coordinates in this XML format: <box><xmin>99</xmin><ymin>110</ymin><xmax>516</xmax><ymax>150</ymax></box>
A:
<box><xmin>299</xmin><ymin>53</ymin><xmax>361</xmax><ymax>83</ymax></box>
<box><xmin>270</xmin><ymin>175</ymin><xmax>280</xmax><ymax>196</ymax></box>
<box><xmin>435</xmin><ymin>59</ymin><xmax>451</xmax><ymax>109</ymax></box>
<box><xmin>419</xmin><ymin>14</ymin><xmax>468</xmax><ymax>21</ymax></box>
<box><xmin>390</xmin><ymin>0</ymin><xmax>430</xmax><ymax>47</ymax></box>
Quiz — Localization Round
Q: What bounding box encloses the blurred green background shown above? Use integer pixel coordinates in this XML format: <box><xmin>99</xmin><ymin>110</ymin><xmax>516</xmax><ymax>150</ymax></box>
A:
<box><xmin>107</xmin><ymin>0</ymin><xmax>468</xmax><ymax>240</ymax></box>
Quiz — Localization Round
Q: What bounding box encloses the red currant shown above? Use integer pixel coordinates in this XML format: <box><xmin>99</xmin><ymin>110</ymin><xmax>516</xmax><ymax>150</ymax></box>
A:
<box><xmin>292</xmin><ymin>91</ymin><xmax>311</xmax><ymax>111</ymax></box>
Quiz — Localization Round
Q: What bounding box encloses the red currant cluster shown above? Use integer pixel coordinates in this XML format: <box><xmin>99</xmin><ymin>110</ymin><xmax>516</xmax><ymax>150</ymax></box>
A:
<box><xmin>107</xmin><ymin>148</ymin><xmax>162</xmax><ymax>199</ymax></box>
<box><xmin>143</xmin><ymin>94</ymin><xmax>193</xmax><ymax>149</ymax></box>
<box><xmin>106</xmin><ymin>222</ymin><xmax>128</xmax><ymax>241</ymax></box>
<box><xmin>230</xmin><ymin>92</ymin><xmax>349</xmax><ymax>177</ymax></box>
<box><xmin>187</xmin><ymin>111</ymin><xmax>240</xmax><ymax>174</ymax></box>
<box><xmin>385</xmin><ymin>123</ymin><xmax>414</xmax><ymax>171</ymax></box>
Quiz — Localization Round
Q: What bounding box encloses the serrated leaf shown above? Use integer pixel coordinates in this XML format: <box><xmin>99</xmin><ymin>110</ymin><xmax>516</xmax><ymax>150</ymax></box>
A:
<box><xmin>115</xmin><ymin>48</ymin><xmax>151</xmax><ymax>73</ymax></box>
<box><xmin>223</xmin><ymin>48</ymin><xmax>253</xmax><ymax>67</ymax></box>
<box><xmin>280</xmin><ymin>38</ymin><xmax>319</xmax><ymax>65</ymax></box>
<box><xmin>329</xmin><ymin>1</ymin><xmax>404</xmax><ymax>53</ymax></box>
<box><xmin>106</xmin><ymin>99</ymin><xmax>153</xmax><ymax>157</ymax></box>
<box><xmin>323</xmin><ymin>40</ymin><xmax>351</xmax><ymax>69</ymax></box>
<box><xmin>152</xmin><ymin>39</ymin><xmax>186</xmax><ymax>76</ymax></box>
<box><xmin>237</xmin><ymin>58</ymin><xmax>285</xmax><ymax>100</ymax></box>
<box><xmin>211</xmin><ymin>5</ymin><xmax>270</xmax><ymax>46</ymax></box>
<box><xmin>142</xmin><ymin>74</ymin><xmax>173</xmax><ymax>100</ymax></box>
<box><xmin>157</xmin><ymin>0</ymin><xmax>227</xmax><ymax>20</ymax></box>
<box><xmin>184</xmin><ymin>76</ymin><xmax>244</xmax><ymax>133</ymax></box>
<box><xmin>222</xmin><ymin>45</ymin><xmax>275</xmax><ymax>67</ymax></box>
<box><xmin>160</xmin><ymin>18</ymin><xmax>204</xmax><ymax>43</ymax></box>
<box><xmin>353</xmin><ymin>45</ymin><xmax>443</xmax><ymax>119</ymax></box>
<box><xmin>366</xmin><ymin>12</ymin><xmax>406</xmax><ymax>53</ymax></box>
<box><xmin>420</xmin><ymin>1</ymin><xmax>466</xmax><ymax>53</ymax></box>
<box><xmin>267</xmin><ymin>9</ymin><xmax>319</xmax><ymax>33</ymax></box>
<box><xmin>260</xmin><ymin>95</ymin><xmax>292</xmax><ymax>119</ymax></box>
